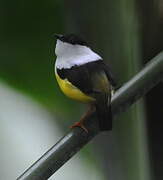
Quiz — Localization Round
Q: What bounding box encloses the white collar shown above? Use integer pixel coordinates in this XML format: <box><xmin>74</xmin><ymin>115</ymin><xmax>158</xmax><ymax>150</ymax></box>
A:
<box><xmin>55</xmin><ymin>40</ymin><xmax>102</xmax><ymax>69</ymax></box>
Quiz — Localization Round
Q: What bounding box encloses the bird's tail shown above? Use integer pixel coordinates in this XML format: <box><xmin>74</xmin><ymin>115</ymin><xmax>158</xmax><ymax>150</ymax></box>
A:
<box><xmin>95</xmin><ymin>93</ymin><xmax>112</xmax><ymax>131</ymax></box>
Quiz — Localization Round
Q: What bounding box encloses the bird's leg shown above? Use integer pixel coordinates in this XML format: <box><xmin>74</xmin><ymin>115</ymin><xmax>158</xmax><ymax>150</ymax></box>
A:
<box><xmin>70</xmin><ymin>104</ymin><xmax>95</xmax><ymax>133</ymax></box>
<box><xmin>80</xmin><ymin>104</ymin><xmax>96</xmax><ymax>124</ymax></box>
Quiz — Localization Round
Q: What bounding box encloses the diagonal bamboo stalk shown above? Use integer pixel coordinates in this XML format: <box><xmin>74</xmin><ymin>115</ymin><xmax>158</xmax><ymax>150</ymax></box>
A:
<box><xmin>17</xmin><ymin>52</ymin><xmax>163</xmax><ymax>180</ymax></box>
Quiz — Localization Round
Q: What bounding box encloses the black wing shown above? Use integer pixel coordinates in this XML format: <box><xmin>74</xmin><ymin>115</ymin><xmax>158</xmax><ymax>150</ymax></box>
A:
<box><xmin>101</xmin><ymin>62</ymin><xmax>117</xmax><ymax>87</ymax></box>
<box><xmin>57</xmin><ymin>64</ymin><xmax>93</xmax><ymax>94</ymax></box>
<box><xmin>57</xmin><ymin>60</ymin><xmax>115</xmax><ymax>95</ymax></box>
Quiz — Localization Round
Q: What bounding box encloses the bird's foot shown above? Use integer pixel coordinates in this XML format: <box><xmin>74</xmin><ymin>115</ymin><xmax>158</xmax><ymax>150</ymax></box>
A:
<box><xmin>70</xmin><ymin>122</ymin><xmax>88</xmax><ymax>133</ymax></box>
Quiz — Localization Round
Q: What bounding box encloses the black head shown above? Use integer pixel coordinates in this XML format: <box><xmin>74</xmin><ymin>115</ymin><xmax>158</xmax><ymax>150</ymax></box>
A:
<box><xmin>54</xmin><ymin>34</ymin><xmax>88</xmax><ymax>46</ymax></box>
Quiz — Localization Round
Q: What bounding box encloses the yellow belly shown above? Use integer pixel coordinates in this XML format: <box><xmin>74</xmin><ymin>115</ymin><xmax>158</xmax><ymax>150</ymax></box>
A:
<box><xmin>55</xmin><ymin>72</ymin><xmax>95</xmax><ymax>103</ymax></box>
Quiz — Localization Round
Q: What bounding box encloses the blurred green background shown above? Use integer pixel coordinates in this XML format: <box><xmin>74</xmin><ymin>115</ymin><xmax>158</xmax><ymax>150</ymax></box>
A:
<box><xmin>0</xmin><ymin>0</ymin><xmax>163</xmax><ymax>179</ymax></box>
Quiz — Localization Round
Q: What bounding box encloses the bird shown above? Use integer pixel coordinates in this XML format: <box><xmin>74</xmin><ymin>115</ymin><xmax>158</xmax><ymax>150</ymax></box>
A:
<box><xmin>54</xmin><ymin>34</ymin><xmax>116</xmax><ymax>132</ymax></box>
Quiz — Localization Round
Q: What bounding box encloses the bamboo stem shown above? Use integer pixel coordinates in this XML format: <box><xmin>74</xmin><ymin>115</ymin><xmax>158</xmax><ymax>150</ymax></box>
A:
<box><xmin>17</xmin><ymin>52</ymin><xmax>163</xmax><ymax>180</ymax></box>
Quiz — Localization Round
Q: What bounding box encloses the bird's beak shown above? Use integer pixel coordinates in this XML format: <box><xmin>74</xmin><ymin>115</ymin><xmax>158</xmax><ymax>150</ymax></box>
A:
<box><xmin>54</xmin><ymin>34</ymin><xmax>63</xmax><ymax>40</ymax></box>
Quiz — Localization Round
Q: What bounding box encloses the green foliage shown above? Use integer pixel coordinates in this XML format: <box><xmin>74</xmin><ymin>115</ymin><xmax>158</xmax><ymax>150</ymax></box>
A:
<box><xmin>0</xmin><ymin>0</ymin><xmax>80</xmax><ymax>116</ymax></box>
